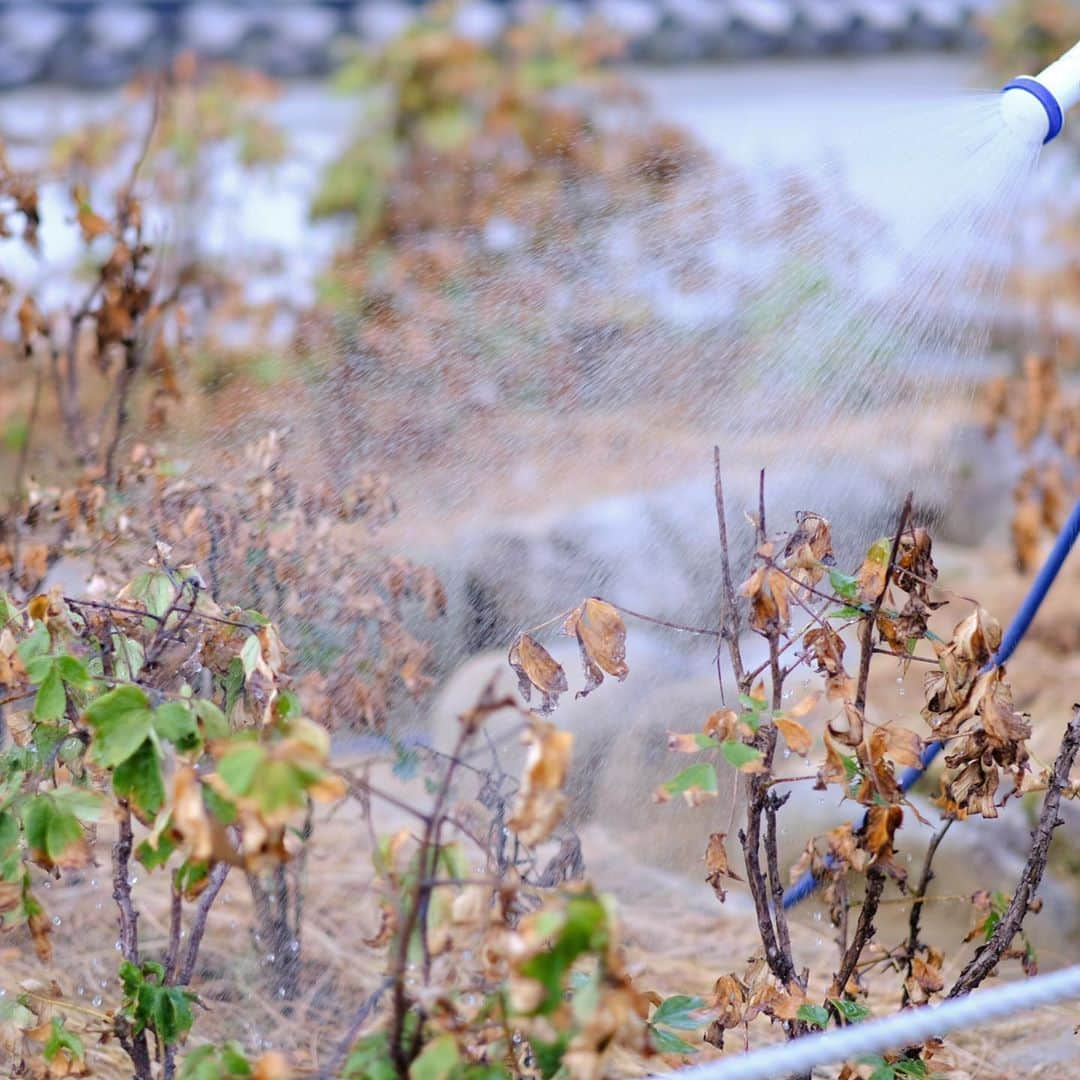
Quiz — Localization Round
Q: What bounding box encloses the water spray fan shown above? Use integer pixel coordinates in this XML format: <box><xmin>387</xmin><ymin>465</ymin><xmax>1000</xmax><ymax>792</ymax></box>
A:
<box><xmin>1000</xmin><ymin>39</ymin><xmax>1080</xmax><ymax>144</ymax></box>
<box><xmin>784</xmin><ymin>41</ymin><xmax>1080</xmax><ymax>910</ymax></box>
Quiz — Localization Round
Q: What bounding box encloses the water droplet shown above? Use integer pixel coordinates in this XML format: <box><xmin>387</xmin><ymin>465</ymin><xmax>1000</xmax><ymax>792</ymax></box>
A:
<box><xmin>76</xmin><ymin>985</ymin><xmax>85</xmax><ymax>996</ymax></box>
<box><xmin>52</xmin><ymin>916</ymin><xmax>61</xmax><ymax>926</ymax></box>
<box><xmin>43</xmin><ymin>881</ymin><xmax>51</xmax><ymax>890</ymax></box>
<box><xmin>277</xmin><ymin>988</ymin><xmax>286</xmax><ymax>998</ymax></box>
<box><xmin>92</xmin><ymin>996</ymin><xmax>103</xmax><ymax>1008</ymax></box>
<box><xmin>896</xmin><ymin>676</ymin><xmax>904</xmax><ymax>684</ymax></box>
<box><xmin>89</xmin><ymin>878</ymin><xmax>98</xmax><ymax>888</ymax></box>
<box><xmin>289</xmin><ymin>940</ymin><xmax>300</xmax><ymax>953</ymax></box>
<box><xmin>94</xmin><ymin>902</ymin><xmax>102</xmax><ymax>911</ymax></box>
<box><xmin>0</xmin><ymin>989</ymin><xmax>7</xmax><ymax>998</ymax></box>
<box><xmin>114</xmin><ymin>940</ymin><xmax>122</xmax><ymax>951</ymax></box>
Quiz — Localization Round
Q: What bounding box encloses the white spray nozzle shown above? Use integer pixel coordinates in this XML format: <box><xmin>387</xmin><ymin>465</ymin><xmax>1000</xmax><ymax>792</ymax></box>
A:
<box><xmin>1001</xmin><ymin>38</ymin><xmax>1080</xmax><ymax>144</ymax></box>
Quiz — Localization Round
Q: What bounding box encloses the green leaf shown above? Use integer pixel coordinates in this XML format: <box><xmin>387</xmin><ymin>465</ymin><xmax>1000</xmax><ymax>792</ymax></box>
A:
<box><xmin>409</xmin><ymin>1034</ymin><xmax>460</xmax><ymax>1080</ymax></box>
<box><xmin>154</xmin><ymin>702</ymin><xmax>201</xmax><ymax>753</ymax></box>
<box><xmin>894</xmin><ymin>1061</ymin><xmax>930</xmax><ymax>1078</ymax></box>
<box><xmin>113</xmin><ymin>739</ymin><xmax>166</xmax><ymax>822</ymax></box>
<box><xmin>85</xmin><ymin>686</ymin><xmax>153</xmax><ymax>766</ymax></box>
<box><xmin>659</xmin><ymin>763</ymin><xmax>718</xmax><ymax>801</ymax></box>
<box><xmin>216</xmin><ymin>747</ymin><xmax>264</xmax><ymax>799</ymax></box>
<box><xmin>44</xmin><ymin>1016</ymin><xmax>84</xmax><ymax>1064</ymax></box>
<box><xmin>0</xmin><ymin>811</ymin><xmax>18</xmax><ymax>857</ymax></box>
<box><xmin>122</xmin><ymin>960</ymin><xmax>196</xmax><ymax>1044</ymax></box>
<box><xmin>721</xmin><ymin>740</ymin><xmax>763</xmax><ymax>770</ymax></box>
<box><xmin>55</xmin><ymin>654</ymin><xmax>92</xmax><ymax>688</ymax></box>
<box><xmin>179</xmin><ymin>1042</ymin><xmax>254</xmax><ymax>1080</ymax></box>
<box><xmin>797</xmin><ymin>1003</ymin><xmax>830</xmax><ymax>1030</ymax></box>
<box><xmin>650</xmin><ymin>1025</ymin><xmax>698</xmax><ymax>1054</ymax></box>
<box><xmin>343</xmin><ymin>1032</ymin><xmax>396</xmax><ymax>1080</ymax></box>
<box><xmin>829</xmin><ymin>606</ymin><xmax>865</xmax><ymax>619</ymax></box>
<box><xmin>828</xmin><ymin>569</ymin><xmax>860</xmax><ymax>603</ymax></box>
<box><xmin>22</xmin><ymin>795</ymin><xmax>83</xmax><ymax>866</ymax></box>
<box><xmin>651</xmin><ymin>995</ymin><xmax>706</xmax><ymax>1030</ymax></box>
<box><xmin>51</xmin><ymin>787</ymin><xmax>104</xmax><ymax>822</ymax></box>
<box><xmin>126</xmin><ymin>571</ymin><xmax>176</xmax><ymax>618</ymax></box>
<box><xmin>202</xmin><ymin>784</ymin><xmax>237</xmax><ymax>826</ymax></box>
<box><xmin>531</xmin><ymin>1035</ymin><xmax>570</xmax><ymax>1079</ymax></box>
<box><xmin>193</xmin><ymin>699</ymin><xmax>229</xmax><ymax>740</ymax></box>
<box><xmin>111</xmin><ymin>633</ymin><xmax>145</xmax><ymax>681</ymax></box>
<box><xmin>222</xmin><ymin>657</ymin><xmax>245</xmax><ymax>713</ymax></box>
<box><xmin>517</xmin><ymin>892</ymin><xmax>610</xmax><ymax>1016</ymax></box>
<box><xmin>240</xmin><ymin>635</ymin><xmax>261</xmax><ymax>678</ymax></box>
<box><xmin>176</xmin><ymin>859</ymin><xmax>210</xmax><ymax>897</ymax></box>
<box><xmin>831</xmin><ymin>997</ymin><xmax>871</xmax><ymax>1023</ymax></box>
<box><xmin>273</xmin><ymin>690</ymin><xmax>302</xmax><ymax>721</ymax></box>
<box><xmin>25</xmin><ymin>655</ymin><xmax>54</xmax><ymax>683</ymax></box>
<box><xmin>32</xmin><ymin>664</ymin><xmax>66</xmax><ymax>721</ymax></box>
<box><xmin>16</xmin><ymin>621</ymin><xmax>50</xmax><ymax>663</ymax></box>
<box><xmin>137</xmin><ymin>825</ymin><xmax>178</xmax><ymax>871</ymax></box>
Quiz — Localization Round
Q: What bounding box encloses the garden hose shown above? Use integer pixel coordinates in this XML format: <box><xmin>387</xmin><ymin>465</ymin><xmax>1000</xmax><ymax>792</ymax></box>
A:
<box><xmin>783</xmin><ymin>495</ymin><xmax>1080</xmax><ymax>909</ymax></box>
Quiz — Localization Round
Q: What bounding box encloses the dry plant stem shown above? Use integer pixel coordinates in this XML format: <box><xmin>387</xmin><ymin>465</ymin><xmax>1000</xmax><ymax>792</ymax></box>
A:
<box><xmin>741</xmin><ymin>727</ymin><xmax>798</xmax><ymax>988</ymax></box>
<box><xmin>113</xmin><ymin>801</ymin><xmax>153</xmax><ymax>1079</ymax></box>
<box><xmin>113</xmin><ymin>803</ymin><xmax>140</xmax><ymax>965</ymax></box>
<box><xmin>948</xmin><ymin>706</ymin><xmax>1080</xmax><ymax>998</ymax></box>
<box><xmin>833</xmin><ymin>868</ymin><xmax>886</xmax><ymax>1000</ymax></box>
<box><xmin>163</xmin><ymin>871</ymin><xmax>183</xmax><ymax>983</ymax></box>
<box><xmin>11</xmin><ymin>356</ymin><xmax>43</xmax><ymax>516</ymax></box>
<box><xmin>177</xmin><ymin>861</ymin><xmax>229</xmax><ymax>986</ymax></box>
<box><xmin>855</xmin><ymin>492</ymin><xmax>913</xmax><ymax>716</ymax></box>
<box><xmin>387</xmin><ymin>723</ymin><xmax>472</xmax><ymax>1077</ymax></box>
<box><xmin>713</xmin><ymin>449</ymin><xmax>746</xmax><ymax>691</ymax></box>
<box><xmin>765</xmin><ymin>791</ymin><xmax>798</xmax><ymax>984</ymax></box>
<box><xmin>320</xmin><ymin>977</ymin><xmax>393</xmax><ymax>1080</ymax></box>
<box><xmin>901</xmin><ymin>818</ymin><xmax>954</xmax><ymax>1006</ymax></box>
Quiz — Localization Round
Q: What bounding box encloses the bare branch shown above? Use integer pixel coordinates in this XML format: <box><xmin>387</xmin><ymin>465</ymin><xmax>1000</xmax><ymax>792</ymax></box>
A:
<box><xmin>948</xmin><ymin>707</ymin><xmax>1080</xmax><ymax>997</ymax></box>
<box><xmin>713</xmin><ymin>448</ymin><xmax>746</xmax><ymax>692</ymax></box>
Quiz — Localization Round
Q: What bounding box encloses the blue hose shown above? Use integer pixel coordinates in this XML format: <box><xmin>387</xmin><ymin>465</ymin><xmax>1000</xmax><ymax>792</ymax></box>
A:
<box><xmin>782</xmin><ymin>496</ymin><xmax>1080</xmax><ymax>910</ymax></box>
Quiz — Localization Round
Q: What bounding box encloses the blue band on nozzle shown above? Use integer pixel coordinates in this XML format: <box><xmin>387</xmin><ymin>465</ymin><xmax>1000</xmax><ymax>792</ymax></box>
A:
<box><xmin>1002</xmin><ymin>77</ymin><xmax>1064</xmax><ymax>144</ymax></box>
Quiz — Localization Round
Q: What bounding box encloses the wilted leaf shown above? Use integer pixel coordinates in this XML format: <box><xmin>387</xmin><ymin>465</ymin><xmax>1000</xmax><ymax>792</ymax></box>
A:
<box><xmin>508</xmin><ymin>719</ymin><xmax>573</xmax><ymax>845</ymax></box>
<box><xmin>861</xmin><ymin>804</ymin><xmax>903</xmax><ymax>862</ymax></box>
<box><xmin>740</xmin><ymin>565</ymin><xmax>791</xmax><ymax>635</ymax></box>
<box><xmin>564</xmin><ymin>598</ymin><xmax>628</xmax><ymax>698</ymax></box>
<box><xmin>856</xmin><ymin>537</ymin><xmax>891</xmax><ymax>603</ymax></box>
<box><xmin>508</xmin><ymin>634</ymin><xmax>568</xmax><ymax>714</ymax></box>
<box><xmin>704</xmin><ymin>833</ymin><xmax>741</xmax><ymax>900</ymax></box>
<box><xmin>775</xmin><ymin>716</ymin><xmax>812</xmax><ymax>756</ymax></box>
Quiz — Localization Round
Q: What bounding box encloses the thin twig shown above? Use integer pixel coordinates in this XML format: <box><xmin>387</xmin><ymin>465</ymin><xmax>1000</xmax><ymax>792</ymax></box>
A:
<box><xmin>855</xmin><ymin>493</ymin><xmax>913</xmax><ymax>717</ymax></box>
<box><xmin>319</xmin><ymin>978</ymin><xmax>393</xmax><ymax>1080</ymax></box>
<box><xmin>833</xmin><ymin>867</ymin><xmax>886</xmax><ymax>1000</ymax></box>
<box><xmin>713</xmin><ymin>449</ymin><xmax>746</xmax><ymax>692</ymax></box>
<box><xmin>163</xmin><ymin>871</ymin><xmax>183</xmax><ymax>983</ymax></box>
<box><xmin>901</xmin><ymin>817</ymin><xmax>954</xmax><ymax>1006</ymax></box>
<box><xmin>113</xmin><ymin>804</ymin><xmax>140</xmax><ymax>965</ymax></box>
<box><xmin>177</xmin><ymin>861</ymin><xmax>230</xmax><ymax>986</ymax></box>
<box><xmin>948</xmin><ymin>706</ymin><xmax>1080</xmax><ymax>998</ymax></box>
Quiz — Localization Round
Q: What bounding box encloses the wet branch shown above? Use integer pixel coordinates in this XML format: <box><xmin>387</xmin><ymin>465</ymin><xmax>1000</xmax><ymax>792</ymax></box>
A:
<box><xmin>948</xmin><ymin>706</ymin><xmax>1080</xmax><ymax>998</ymax></box>
<box><xmin>713</xmin><ymin>448</ymin><xmax>746</xmax><ymax>692</ymax></box>
<box><xmin>901</xmin><ymin>817</ymin><xmax>954</xmax><ymax>1005</ymax></box>
<box><xmin>832</xmin><ymin>867</ymin><xmax>886</xmax><ymax>1000</ymax></box>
